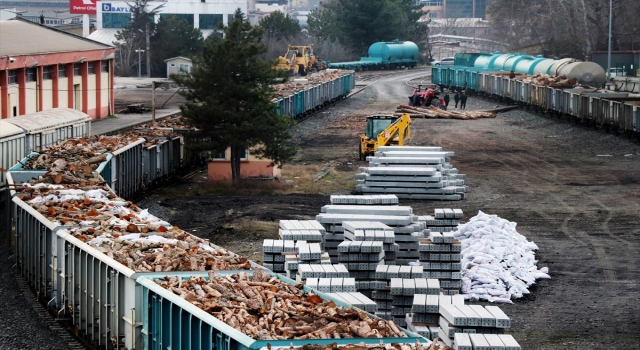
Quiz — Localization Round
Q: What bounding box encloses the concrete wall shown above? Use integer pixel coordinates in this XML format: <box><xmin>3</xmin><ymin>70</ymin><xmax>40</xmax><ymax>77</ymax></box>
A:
<box><xmin>58</xmin><ymin>76</ymin><xmax>69</xmax><ymax>109</ymax></box>
<box><xmin>208</xmin><ymin>160</ymin><xmax>281</xmax><ymax>179</ymax></box>
<box><xmin>207</xmin><ymin>147</ymin><xmax>281</xmax><ymax>179</ymax></box>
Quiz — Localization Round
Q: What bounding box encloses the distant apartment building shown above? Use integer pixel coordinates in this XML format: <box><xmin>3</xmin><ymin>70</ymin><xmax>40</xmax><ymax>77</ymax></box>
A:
<box><xmin>420</xmin><ymin>0</ymin><xmax>489</xmax><ymax>19</ymax></box>
<box><xmin>89</xmin><ymin>0</ymin><xmax>247</xmax><ymax>45</ymax></box>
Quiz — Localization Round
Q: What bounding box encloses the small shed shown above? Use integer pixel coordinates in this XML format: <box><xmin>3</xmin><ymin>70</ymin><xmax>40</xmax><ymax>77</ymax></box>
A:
<box><xmin>164</xmin><ymin>56</ymin><xmax>193</xmax><ymax>78</ymax></box>
<box><xmin>208</xmin><ymin>147</ymin><xmax>281</xmax><ymax>180</ymax></box>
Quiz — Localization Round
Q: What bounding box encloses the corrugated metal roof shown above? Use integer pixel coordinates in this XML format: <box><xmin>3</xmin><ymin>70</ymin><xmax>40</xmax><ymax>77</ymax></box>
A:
<box><xmin>0</xmin><ymin>18</ymin><xmax>112</xmax><ymax>56</ymax></box>
<box><xmin>5</xmin><ymin>108</ymin><xmax>91</xmax><ymax>133</ymax></box>
<box><xmin>0</xmin><ymin>120</ymin><xmax>25</xmax><ymax>138</ymax></box>
<box><xmin>88</xmin><ymin>28</ymin><xmax>121</xmax><ymax>46</ymax></box>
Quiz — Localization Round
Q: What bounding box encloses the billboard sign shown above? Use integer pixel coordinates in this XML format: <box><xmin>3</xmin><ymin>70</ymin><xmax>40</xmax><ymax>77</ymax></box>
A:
<box><xmin>101</xmin><ymin>3</ymin><xmax>131</xmax><ymax>12</ymax></box>
<box><xmin>70</xmin><ymin>0</ymin><xmax>97</xmax><ymax>14</ymax></box>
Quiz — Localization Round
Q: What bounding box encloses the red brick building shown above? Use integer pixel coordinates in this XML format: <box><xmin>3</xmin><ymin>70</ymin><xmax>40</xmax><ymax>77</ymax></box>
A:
<box><xmin>0</xmin><ymin>17</ymin><xmax>115</xmax><ymax>119</ymax></box>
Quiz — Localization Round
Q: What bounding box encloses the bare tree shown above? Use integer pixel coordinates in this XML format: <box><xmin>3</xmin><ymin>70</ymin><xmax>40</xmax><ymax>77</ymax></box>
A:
<box><xmin>488</xmin><ymin>0</ymin><xmax>640</xmax><ymax>59</ymax></box>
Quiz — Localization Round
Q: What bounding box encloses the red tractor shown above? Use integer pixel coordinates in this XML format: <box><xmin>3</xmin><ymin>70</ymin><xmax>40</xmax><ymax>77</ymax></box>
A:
<box><xmin>409</xmin><ymin>85</ymin><xmax>437</xmax><ymax>107</ymax></box>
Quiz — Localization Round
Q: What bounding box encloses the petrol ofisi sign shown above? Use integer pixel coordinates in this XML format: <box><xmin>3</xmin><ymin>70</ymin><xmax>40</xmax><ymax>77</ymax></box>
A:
<box><xmin>70</xmin><ymin>0</ymin><xmax>97</xmax><ymax>14</ymax></box>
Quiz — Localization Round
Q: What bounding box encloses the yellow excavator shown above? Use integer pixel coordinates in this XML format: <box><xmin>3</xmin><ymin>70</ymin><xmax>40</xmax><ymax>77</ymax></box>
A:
<box><xmin>274</xmin><ymin>45</ymin><xmax>327</xmax><ymax>76</ymax></box>
<box><xmin>359</xmin><ymin>114</ymin><xmax>411</xmax><ymax>161</ymax></box>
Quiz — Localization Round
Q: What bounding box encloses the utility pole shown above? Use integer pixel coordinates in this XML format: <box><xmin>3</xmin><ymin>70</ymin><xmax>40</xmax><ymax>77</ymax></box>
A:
<box><xmin>135</xmin><ymin>48</ymin><xmax>145</xmax><ymax>78</ymax></box>
<box><xmin>606</xmin><ymin>0</ymin><xmax>612</xmax><ymax>88</ymax></box>
<box><xmin>152</xmin><ymin>81</ymin><xmax>157</xmax><ymax>124</ymax></box>
<box><xmin>146</xmin><ymin>22</ymin><xmax>151</xmax><ymax>78</ymax></box>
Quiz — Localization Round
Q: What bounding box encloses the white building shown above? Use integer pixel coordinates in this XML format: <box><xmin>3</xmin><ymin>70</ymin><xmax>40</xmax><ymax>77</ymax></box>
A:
<box><xmin>89</xmin><ymin>0</ymin><xmax>247</xmax><ymax>45</ymax></box>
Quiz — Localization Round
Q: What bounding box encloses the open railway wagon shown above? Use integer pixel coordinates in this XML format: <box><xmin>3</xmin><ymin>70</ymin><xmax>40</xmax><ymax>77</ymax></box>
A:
<box><xmin>273</xmin><ymin>70</ymin><xmax>355</xmax><ymax>118</ymax></box>
<box><xmin>6</xmin><ymin>168</ymin><xmax>424</xmax><ymax>349</ymax></box>
<box><xmin>433</xmin><ymin>57</ymin><xmax>640</xmax><ymax>135</ymax></box>
<box><xmin>0</xmin><ymin>108</ymin><xmax>91</xmax><ymax>192</ymax></box>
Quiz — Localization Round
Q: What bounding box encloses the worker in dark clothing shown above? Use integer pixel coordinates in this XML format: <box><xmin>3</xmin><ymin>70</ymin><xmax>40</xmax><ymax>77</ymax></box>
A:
<box><xmin>509</xmin><ymin>71</ymin><xmax>516</xmax><ymax>79</ymax></box>
<box><xmin>443</xmin><ymin>92</ymin><xmax>450</xmax><ymax>111</ymax></box>
<box><xmin>460</xmin><ymin>92</ymin><xmax>468</xmax><ymax>110</ymax></box>
<box><xmin>454</xmin><ymin>92</ymin><xmax>460</xmax><ymax>108</ymax></box>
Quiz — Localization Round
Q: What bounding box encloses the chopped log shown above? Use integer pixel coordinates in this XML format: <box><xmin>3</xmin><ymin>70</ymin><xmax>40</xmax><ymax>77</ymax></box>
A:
<box><xmin>396</xmin><ymin>104</ymin><xmax>496</xmax><ymax>120</ymax></box>
<box><xmin>87</xmin><ymin>154</ymin><xmax>107</xmax><ymax>164</ymax></box>
<box><xmin>477</xmin><ymin>105</ymin><xmax>520</xmax><ymax>114</ymax></box>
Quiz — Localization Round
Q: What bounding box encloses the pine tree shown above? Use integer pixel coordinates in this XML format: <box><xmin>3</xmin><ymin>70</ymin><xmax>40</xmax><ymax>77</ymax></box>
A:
<box><xmin>174</xmin><ymin>10</ymin><xmax>297</xmax><ymax>181</ymax></box>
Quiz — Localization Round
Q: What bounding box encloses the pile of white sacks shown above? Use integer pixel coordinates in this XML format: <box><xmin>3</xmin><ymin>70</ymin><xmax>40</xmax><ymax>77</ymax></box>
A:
<box><xmin>454</xmin><ymin>211</ymin><xmax>550</xmax><ymax>303</ymax></box>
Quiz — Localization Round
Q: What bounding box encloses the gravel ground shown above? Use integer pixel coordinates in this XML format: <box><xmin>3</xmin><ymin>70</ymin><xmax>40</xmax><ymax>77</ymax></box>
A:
<box><xmin>0</xmin><ymin>244</ymin><xmax>77</xmax><ymax>350</ymax></box>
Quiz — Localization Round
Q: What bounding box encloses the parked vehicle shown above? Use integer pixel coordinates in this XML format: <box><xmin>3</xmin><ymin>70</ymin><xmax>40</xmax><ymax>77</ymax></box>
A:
<box><xmin>432</xmin><ymin>57</ymin><xmax>455</xmax><ymax>66</ymax></box>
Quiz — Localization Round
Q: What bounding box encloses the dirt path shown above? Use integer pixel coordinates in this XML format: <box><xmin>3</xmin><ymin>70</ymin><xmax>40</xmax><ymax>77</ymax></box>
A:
<box><xmin>140</xmin><ymin>69</ymin><xmax>640</xmax><ymax>349</ymax></box>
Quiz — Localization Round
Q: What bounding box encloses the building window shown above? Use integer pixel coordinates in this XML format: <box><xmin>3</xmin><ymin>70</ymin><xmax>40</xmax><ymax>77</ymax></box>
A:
<box><xmin>199</xmin><ymin>14</ymin><xmax>223</xmax><ymax>29</ymax></box>
<box><xmin>58</xmin><ymin>65</ymin><xmax>67</xmax><ymax>78</ymax></box>
<box><xmin>170</xmin><ymin>63</ymin><xmax>176</xmax><ymax>67</ymax></box>
<box><xmin>26</xmin><ymin>68</ymin><xmax>36</xmax><ymax>82</ymax></box>
<box><xmin>8</xmin><ymin>70</ymin><xmax>17</xmax><ymax>84</ymax></box>
<box><xmin>102</xmin><ymin>61</ymin><xmax>109</xmax><ymax>73</ymax></box>
<box><xmin>429</xmin><ymin>12</ymin><xmax>438</xmax><ymax>18</ymax></box>
<box><xmin>211</xmin><ymin>151</ymin><xmax>226</xmax><ymax>160</ymax></box>
<box><xmin>102</xmin><ymin>13</ymin><xmax>131</xmax><ymax>28</ymax></box>
<box><xmin>160</xmin><ymin>14</ymin><xmax>194</xmax><ymax>26</ymax></box>
<box><xmin>422</xmin><ymin>0</ymin><xmax>443</xmax><ymax>5</ymax></box>
<box><xmin>74</xmin><ymin>63</ymin><xmax>81</xmax><ymax>76</ymax></box>
<box><xmin>178</xmin><ymin>63</ymin><xmax>191</xmax><ymax>74</ymax></box>
<box><xmin>240</xmin><ymin>149</ymin><xmax>248</xmax><ymax>160</ymax></box>
<box><xmin>88</xmin><ymin>62</ymin><xmax>95</xmax><ymax>74</ymax></box>
<box><xmin>228</xmin><ymin>14</ymin><xmax>234</xmax><ymax>24</ymax></box>
<box><xmin>43</xmin><ymin>66</ymin><xmax>52</xmax><ymax>80</ymax></box>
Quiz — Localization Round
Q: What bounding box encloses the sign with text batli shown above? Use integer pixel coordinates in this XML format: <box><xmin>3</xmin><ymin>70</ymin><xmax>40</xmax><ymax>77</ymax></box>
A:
<box><xmin>70</xmin><ymin>0</ymin><xmax>97</xmax><ymax>14</ymax></box>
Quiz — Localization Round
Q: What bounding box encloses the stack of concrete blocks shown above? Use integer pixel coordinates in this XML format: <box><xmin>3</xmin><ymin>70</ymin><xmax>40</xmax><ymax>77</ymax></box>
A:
<box><xmin>305</xmin><ymin>277</ymin><xmax>356</xmax><ymax>293</ymax></box>
<box><xmin>438</xmin><ymin>303</ymin><xmax>515</xmax><ymax>348</ymax></box>
<box><xmin>454</xmin><ymin>333</ymin><xmax>521</xmax><ymax>350</ymax></box>
<box><xmin>262</xmin><ymin>239</ymin><xmax>292</xmax><ymax>273</ymax></box>
<box><xmin>343</xmin><ymin>221</ymin><xmax>397</xmax><ymax>265</ymax></box>
<box><xmin>370</xmin><ymin>265</ymin><xmax>425</xmax><ymax>323</ymax></box>
<box><xmin>336</xmin><ymin>241</ymin><xmax>382</xmax><ymax>298</ymax></box>
<box><xmin>355</xmin><ymin>146</ymin><xmax>468</xmax><ymax>200</ymax></box>
<box><xmin>316</xmin><ymin>206</ymin><xmax>422</xmax><ymax>264</ymax></box>
<box><xmin>418</xmin><ymin>209</ymin><xmax>463</xmax><ymax>295</ymax></box>
<box><xmin>330</xmin><ymin>194</ymin><xmax>399</xmax><ymax>205</ymax></box>
<box><xmin>325</xmin><ymin>292</ymin><xmax>379</xmax><ymax>313</ymax></box>
<box><xmin>405</xmin><ymin>294</ymin><xmax>464</xmax><ymax>341</ymax></box>
<box><xmin>387</xmin><ymin>277</ymin><xmax>440</xmax><ymax>327</ymax></box>
<box><xmin>296</xmin><ymin>263</ymin><xmax>351</xmax><ymax>283</ymax></box>
<box><xmin>279</xmin><ymin>219</ymin><xmax>325</xmax><ymax>248</ymax></box>
<box><xmin>277</xmin><ymin>220</ymin><xmax>326</xmax><ymax>277</ymax></box>
<box><xmin>426</xmin><ymin>209</ymin><xmax>463</xmax><ymax>232</ymax></box>
<box><xmin>285</xmin><ymin>241</ymin><xmax>333</xmax><ymax>279</ymax></box>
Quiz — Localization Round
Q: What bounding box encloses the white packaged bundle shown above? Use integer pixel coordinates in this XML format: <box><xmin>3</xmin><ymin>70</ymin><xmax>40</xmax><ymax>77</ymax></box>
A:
<box><xmin>454</xmin><ymin>211</ymin><xmax>550</xmax><ymax>303</ymax></box>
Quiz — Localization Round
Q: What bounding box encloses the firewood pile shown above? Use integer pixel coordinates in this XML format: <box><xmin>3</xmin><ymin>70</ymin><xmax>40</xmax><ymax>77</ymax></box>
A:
<box><xmin>395</xmin><ymin>105</ymin><xmax>497</xmax><ymax>120</ymax></box>
<box><xmin>14</xmin><ymin>181</ymin><xmax>251</xmax><ymax>272</ymax></box>
<box><xmin>139</xmin><ymin>116</ymin><xmax>197</xmax><ymax>130</ymax></box>
<box><xmin>122</xmin><ymin>129</ymin><xmax>180</xmax><ymax>147</ymax></box>
<box><xmin>520</xmin><ymin>72</ymin><xmax>577</xmax><ymax>88</ymax></box>
<box><xmin>155</xmin><ymin>270</ymin><xmax>408</xmax><ymax>340</ymax></box>
<box><xmin>283</xmin><ymin>341</ymin><xmax>452</xmax><ymax>350</ymax></box>
<box><xmin>23</xmin><ymin>135</ymin><xmax>140</xmax><ymax>170</ymax></box>
<box><xmin>273</xmin><ymin>69</ymin><xmax>353</xmax><ymax>95</ymax></box>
